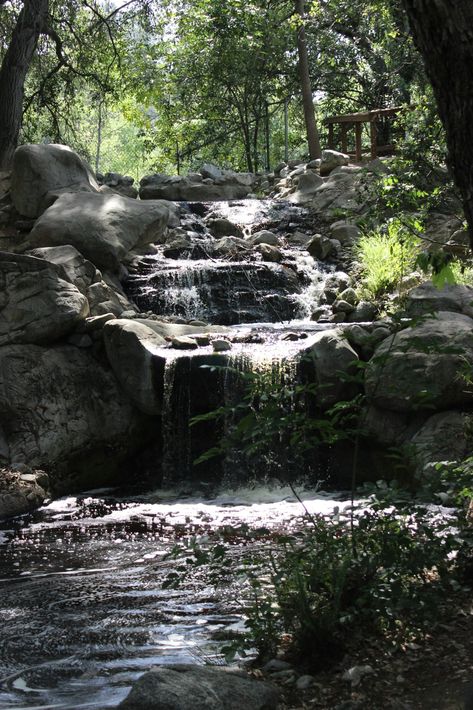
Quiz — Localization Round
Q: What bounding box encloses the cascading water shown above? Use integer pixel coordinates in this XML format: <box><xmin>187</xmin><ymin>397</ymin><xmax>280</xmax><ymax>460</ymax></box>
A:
<box><xmin>124</xmin><ymin>197</ymin><xmax>334</xmax><ymax>487</ymax></box>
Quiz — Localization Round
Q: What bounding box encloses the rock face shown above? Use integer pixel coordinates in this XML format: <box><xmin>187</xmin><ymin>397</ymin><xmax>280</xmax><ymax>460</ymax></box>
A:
<box><xmin>298</xmin><ymin>329</ymin><xmax>359</xmax><ymax>407</ymax></box>
<box><xmin>118</xmin><ymin>664</ymin><xmax>280</xmax><ymax>710</ymax></box>
<box><xmin>410</xmin><ymin>410</ymin><xmax>473</xmax><ymax>477</ymax></box>
<box><xmin>139</xmin><ymin>168</ymin><xmax>254</xmax><ymax>202</ymax></box>
<box><xmin>365</xmin><ymin>312</ymin><xmax>473</xmax><ymax>412</ymax></box>
<box><xmin>28</xmin><ymin>245</ymin><xmax>101</xmax><ymax>294</ymax></box>
<box><xmin>0</xmin><ymin>344</ymin><xmax>146</xmax><ymax>488</ymax></box>
<box><xmin>103</xmin><ymin>319</ymin><xmax>167</xmax><ymax>415</ymax></box>
<box><xmin>0</xmin><ymin>252</ymin><xmax>89</xmax><ymax>346</ymax></box>
<box><xmin>11</xmin><ymin>143</ymin><xmax>99</xmax><ymax>218</ymax></box>
<box><xmin>29</xmin><ymin>192</ymin><xmax>171</xmax><ymax>272</ymax></box>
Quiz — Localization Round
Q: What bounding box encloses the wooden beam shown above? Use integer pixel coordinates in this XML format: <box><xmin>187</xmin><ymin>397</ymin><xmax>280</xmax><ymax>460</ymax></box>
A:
<box><xmin>370</xmin><ymin>120</ymin><xmax>378</xmax><ymax>159</ymax></box>
<box><xmin>355</xmin><ymin>122</ymin><xmax>362</xmax><ymax>161</ymax></box>
<box><xmin>341</xmin><ymin>123</ymin><xmax>348</xmax><ymax>153</ymax></box>
<box><xmin>328</xmin><ymin>123</ymin><xmax>334</xmax><ymax>150</ymax></box>
<box><xmin>325</xmin><ymin>106</ymin><xmax>405</xmax><ymax>124</ymax></box>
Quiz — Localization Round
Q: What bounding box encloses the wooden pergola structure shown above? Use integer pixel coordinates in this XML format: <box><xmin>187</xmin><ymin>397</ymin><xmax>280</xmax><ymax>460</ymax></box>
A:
<box><xmin>325</xmin><ymin>106</ymin><xmax>404</xmax><ymax>161</ymax></box>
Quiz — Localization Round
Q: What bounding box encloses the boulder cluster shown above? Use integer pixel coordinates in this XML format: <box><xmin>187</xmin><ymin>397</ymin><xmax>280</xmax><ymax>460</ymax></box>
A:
<box><xmin>0</xmin><ymin>142</ymin><xmax>471</xmax><ymax>517</ymax></box>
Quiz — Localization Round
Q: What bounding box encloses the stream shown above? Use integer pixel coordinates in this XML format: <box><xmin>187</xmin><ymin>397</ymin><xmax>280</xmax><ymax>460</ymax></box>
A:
<box><xmin>0</xmin><ymin>486</ymin><xmax>352</xmax><ymax>709</ymax></box>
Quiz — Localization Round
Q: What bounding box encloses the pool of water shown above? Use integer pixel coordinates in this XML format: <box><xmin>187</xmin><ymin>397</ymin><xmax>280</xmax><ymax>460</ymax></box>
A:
<box><xmin>0</xmin><ymin>485</ymin><xmax>351</xmax><ymax>709</ymax></box>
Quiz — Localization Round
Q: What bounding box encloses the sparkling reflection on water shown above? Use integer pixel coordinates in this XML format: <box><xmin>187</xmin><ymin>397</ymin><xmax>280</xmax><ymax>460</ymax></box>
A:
<box><xmin>0</xmin><ymin>485</ymin><xmax>350</xmax><ymax>709</ymax></box>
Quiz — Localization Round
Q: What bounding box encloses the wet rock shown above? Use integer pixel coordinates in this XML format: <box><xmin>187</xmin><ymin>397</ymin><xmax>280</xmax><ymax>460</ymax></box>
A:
<box><xmin>324</xmin><ymin>271</ymin><xmax>352</xmax><ymax>293</ymax></box>
<box><xmin>11</xmin><ymin>143</ymin><xmax>99</xmax><ymax>218</ymax></box>
<box><xmin>298</xmin><ymin>329</ymin><xmax>359</xmax><ymax>407</ymax></box>
<box><xmin>311</xmin><ymin>305</ymin><xmax>332</xmax><ymax>322</ymax></box>
<box><xmin>0</xmin><ymin>469</ymin><xmax>49</xmax><ymax>520</ymax></box>
<box><xmin>212</xmin><ymin>339</ymin><xmax>232</xmax><ymax>352</ymax></box>
<box><xmin>338</xmin><ymin>287</ymin><xmax>358</xmax><ymax>305</ymax></box>
<box><xmin>0</xmin><ymin>344</ymin><xmax>147</xmax><ymax>486</ymax></box>
<box><xmin>171</xmin><ymin>335</ymin><xmax>199</xmax><ymax>349</ymax></box>
<box><xmin>333</xmin><ymin>299</ymin><xmax>355</xmax><ymax>314</ymax></box>
<box><xmin>118</xmin><ymin>664</ymin><xmax>280</xmax><ymax>710</ymax></box>
<box><xmin>206</xmin><ymin>217</ymin><xmax>244</xmax><ymax>239</ymax></box>
<box><xmin>307</xmin><ymin>234</ymin><xmax>334</xmax><ymax>260</ymax></box>
<box><xmin>263</xmin><ymin>659</ymin><xmax>293</xmax><ymax>672</ymax></box>
<box><xmin>250</xmin><ymin>230</ymin><xmax>280</xmax><ymax>246</ymax></box>
<box><xmin>257</xmin><ymin>243</ymin><xmax>283</xmax><ymax>262</ymax></box>
<box><xmin>296</xmin><ymin>675</ymin><xmax>315</xmax><ymax>690</ymax></box>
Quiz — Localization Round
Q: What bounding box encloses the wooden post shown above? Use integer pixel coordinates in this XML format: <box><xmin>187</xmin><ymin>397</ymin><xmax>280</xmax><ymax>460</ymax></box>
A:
<box><xmin>341</xmin><ymin>123</ymin><xmax>348</xmax><ymax>153</ymax></box>
<box><xmin>284</xmin><ymin>99</ymin><xmax>289</xmax><ymax>162</ymax></box>
<box><xmin>355</xmin><ymin>122</ymin><xmax>362</xmax><ymax>162</ymax></box>
<box><xmin>328</xmin><ymin>123</ymin><xmax>334</xmax><ymax>150</ymax></box>
<box><xmin>370</xmin><ymin>120</ymin><xmax>378</xmax><ymax>159</ymax></box>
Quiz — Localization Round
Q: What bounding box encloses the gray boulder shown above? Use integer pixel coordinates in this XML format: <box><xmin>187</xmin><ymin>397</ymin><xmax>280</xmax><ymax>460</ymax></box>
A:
<box><xmin>250</xmin><ymin>230</ymin><xmax>280</xmax><ymax>247</ymax></box>
<box><xmin>206</xmin><ymin>217</ymin><xmax>244</xmax><ymax>239</ymax></box>
<box><xmin>118</xmin><ymin>664</ymin><xmax>279</xmax><ymax>710</ymax></box>
<box><xmin>87</xmin><ymin>276</ymin><xmax>138</xmax><ymax>317</ymax></box>
<box><xmin>307</xmin><ymin>234</ymin><xmax>334</xmax><ymax>260</ymax></box>
<box><xmin>29</xmin><ymin>192</ymin><xmax>171</xmax><ymax>272</ymax></box>
<box><xmin>365</xmin><ymin>312</ymin><xmax>473</xmax><ymax>412</ymax></box>
<box><xmin>320</xmin><ymin>149</ymin><xmax>350</xmax><ymax>176</ymax></box>
<box><xmin>298</xmin><ymin>329</ymin><xmax>359</xmax><ymax>407</ymax></box>
<box><xmin>0</xmin><ymin>344</ymin><xmax>145</xmax><ymax>483</ymax></box>
<box><xmin>405</xmin><ymin>282</ymin><xmax>473</xmax><ymax>318</ymax></box>
<box><xmin>28</xmin><ymin>244</ymin><xmax>101</xmax><ymax>294</ymax></box>
<box><xmin>140</xmin><ymin>179</ymin><xmax>250</xmax><ymax>202</ymax></box>
<box><xmin>11</xmin><ymin>143</ymin><xmax>99</xmax><ymax>218</ymax></box>
<box><xmin>410</xmin><ymin>410</ymin><xmax>473</xmax><ymax>477</ymax></box>
<box><xmin>103</xmin><ymin>319</ymin><xmax>167</xmax><ymax>415</ymax></box>
<box><xmin>288</xmin><ymin>171</ymin><xmax>324</xmax><ymax>204</ymax></box>
<box><xmin>330</xmin><ymin>220</ymin><xmax>360</xmax><ymax>245</ymax></box>
<box><xmin>0</xmin><ymin>251</ymin><xmax>89</xmax><ymax>346</ymax></box>
<box><xmin>199</xmin><ymin>163</ymin><xmax>224</xmax><ymax>181</ymax></box>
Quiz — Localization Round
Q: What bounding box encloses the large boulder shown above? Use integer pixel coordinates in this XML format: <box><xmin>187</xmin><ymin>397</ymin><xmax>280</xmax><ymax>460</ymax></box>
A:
<box><xmin>11</xmin><ymin>143</ymin><xmax>99</xmax><ymax>218</ymax></box>
<box><xmin>29</xmin><ymin>192</ymin><xmax>171</xmax><ymax>272</ymax></box>
<box><xmin>288</xmin><ymin>170</ymin><xmax>324</xmax><ymax>204</ymax></box>
<box><xmin>298</xmin><ymin>329</ymin><xmax>359</xmax><ymax>407</ymax></box>
<box><xmin>118</xmin><ymin>664</ymin><xmax>279</xmax><ymax>710</ymax></box>
<box><xmin>410</xmin><ymin>410</ymin><xmax>473</xmax><ymax>477</ymax></box>
<box><xmin>0</xmin><ymin>251</ymin><xmax>89</xmax><ymax>346</ymax></box>
<box><xmin>319</xmin><ymin>149</ymin><xmax>350</xmax><ymax>176</ymax></box>
<box><xmin>0</xmin><ymin>344</ymin><xmax>147</xmax><ymax>488</ymax></box>
<box><xmin>405</xmin><ymin>282</ymin><xmax>473</xmax><ymax>318</ymax></box>
<box><xmin>103</xmin><ymin>319</ymin><xmax>167</xmax><ymax>415</ymax></box>
<box><xmin>28</xmin><ymin>244</ymin><xmax>101</xmax><ymax>294</ymax></box>
<box><xmin>140</xmin><ymin>177</ymin><xmax>250</xmax><ymax>202</ymax></box>
<box><xmin>0</xmin><ymin>470</ymin><xmax>49</xmax><ymax>520</ymax></box>
<box><xmin>365</xmin><ymin>312</ymin><xmax>473</xmax><ymax>412</ymax></box>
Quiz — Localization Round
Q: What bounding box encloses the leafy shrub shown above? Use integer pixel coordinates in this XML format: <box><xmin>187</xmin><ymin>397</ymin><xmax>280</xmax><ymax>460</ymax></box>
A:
<box><xmin>355</xmin><ymin>218</ymin><xmax>420</xmax><ymax>299</ymax></box>
<box><xmin>164</xmin><ymin>505</ymin><xmax>459</xmax><ymax>666</ymax></box>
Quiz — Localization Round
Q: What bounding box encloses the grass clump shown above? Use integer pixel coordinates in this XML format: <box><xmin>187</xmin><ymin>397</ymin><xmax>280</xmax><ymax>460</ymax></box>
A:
<box><xmin>355</xmin><ymin>218</ymin><xmax>420</xmax><ymax>300</ymax></box>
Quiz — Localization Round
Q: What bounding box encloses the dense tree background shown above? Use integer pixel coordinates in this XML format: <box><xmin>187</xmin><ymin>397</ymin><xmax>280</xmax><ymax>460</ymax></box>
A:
<box><xmin>0</xmin><ymin>0</ymin><xmax>449</xmax><ymax>179</ymax></box>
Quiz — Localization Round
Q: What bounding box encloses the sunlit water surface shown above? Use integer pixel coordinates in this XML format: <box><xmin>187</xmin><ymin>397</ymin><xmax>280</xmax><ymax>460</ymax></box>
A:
<box><xmin>0</xmin><ymin>485</ymin><xmax>353</xmax><ymax>709</ymax></box>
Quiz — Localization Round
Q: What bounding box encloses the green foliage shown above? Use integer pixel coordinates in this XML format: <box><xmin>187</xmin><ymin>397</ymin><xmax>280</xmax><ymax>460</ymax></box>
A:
<box><xmin>355</xmin><ymin>218</ymin><xmax>420</xmax><ymax>299</ymax></box>
<box><xmin>191</xmin><ymin>363</ymin><xmax>363</xmax><ymax>477</ymax></box>
<box><xmin>164</xmin><ymin>504</ymin><xmax>460</xmax><ymax>664</ymax></box>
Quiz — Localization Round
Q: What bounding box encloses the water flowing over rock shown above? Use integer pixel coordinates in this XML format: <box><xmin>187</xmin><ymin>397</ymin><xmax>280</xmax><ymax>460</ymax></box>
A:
<box><xmin>118</xmin><ymin>664</ymin><xmax>280</xmax><ymax>710</ymax></box>
<box><xmin>11</xmin><ymin>143</ymin><xmax>99</xmax><ymax>217</ymax></box>
<box><xmin>29</xmin><ymin>192</ymin><xmax>172</xmax><ymax>272</ymax></box>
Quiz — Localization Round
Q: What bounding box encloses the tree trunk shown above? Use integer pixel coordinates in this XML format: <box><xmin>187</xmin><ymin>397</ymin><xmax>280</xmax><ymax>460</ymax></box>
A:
<box><xmin>0</xmin><ymin>0</ymin><xmax>49</xmax><ymax>170</ymax></box>
<box><xmin>401</xmin><ymin>0</ymin><xmax>473</xmax><ymax>249</ymax></box>
<box><xmin>295</xmin><ymin>0</ymin><xmax>321</xmax><ymax>160</ymax></box>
